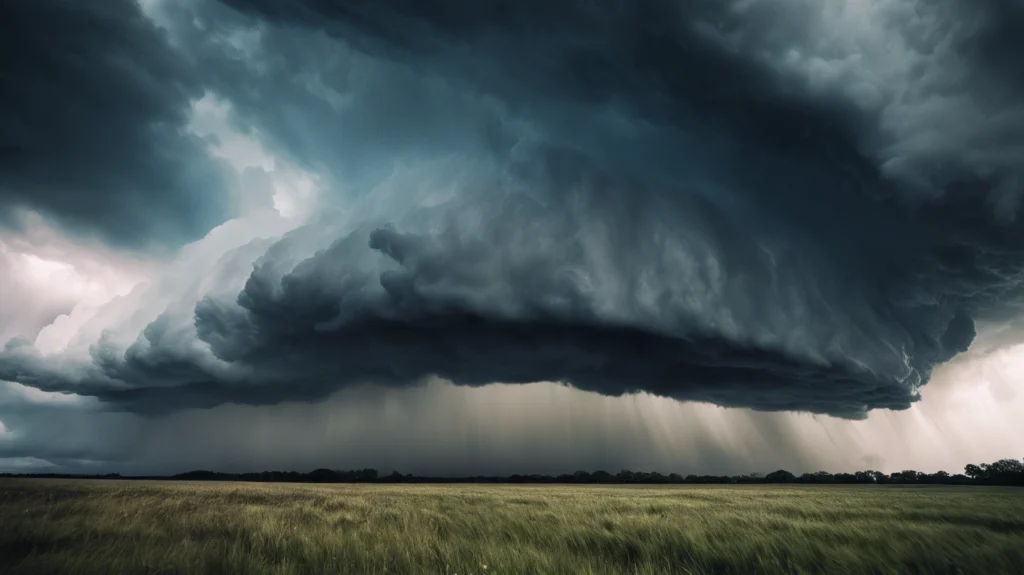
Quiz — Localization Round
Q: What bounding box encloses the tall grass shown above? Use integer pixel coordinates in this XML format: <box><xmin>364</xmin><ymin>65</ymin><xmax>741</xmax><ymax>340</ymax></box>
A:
<box><xmin>1</xmin><ymin>479</ymin><xmax>1022</xmax><ymax>574</ymax></box>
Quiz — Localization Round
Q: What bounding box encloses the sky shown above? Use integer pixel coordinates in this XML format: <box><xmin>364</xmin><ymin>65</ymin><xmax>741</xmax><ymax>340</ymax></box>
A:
<box><xmin>0</xmin><ymin>0</ymin><xmax>1022</xmax><ymax>476</ymax></box>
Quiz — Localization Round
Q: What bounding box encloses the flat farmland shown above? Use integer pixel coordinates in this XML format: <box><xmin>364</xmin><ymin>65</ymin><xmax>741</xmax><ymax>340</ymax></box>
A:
<box><xmin>1</xmin><ymin>480</ymin><xmax>1022</xmax><ymax>574</ymax></box>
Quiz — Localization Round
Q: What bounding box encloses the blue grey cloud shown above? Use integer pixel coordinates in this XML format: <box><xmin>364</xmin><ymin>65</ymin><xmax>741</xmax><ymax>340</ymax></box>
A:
<box><xmin>1</xmin><ymin>0</ymin><xmax>1021</xmax><ymax>419</ymax></box>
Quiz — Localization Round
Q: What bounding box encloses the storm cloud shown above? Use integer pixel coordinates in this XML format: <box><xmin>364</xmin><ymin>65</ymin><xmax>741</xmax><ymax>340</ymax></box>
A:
<box><xmin>1</xmin><ymin>0</ymin><xmax>1022</xmax><ymax>419</ymax></box>
<box><xmin>0</xmin><ymin>0</ymin><xmax>234</xmax><ymax>246</ymax></box>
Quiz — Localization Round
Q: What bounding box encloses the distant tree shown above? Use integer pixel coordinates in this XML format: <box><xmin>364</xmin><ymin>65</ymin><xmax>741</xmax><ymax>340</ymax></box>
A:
<box><xmin>175</xmin><ymin>470</ymin><xmax>218</xmax><ymax>480</ymax></box>
<box><xmin>988</xmin><ymin>459</ymin><xmax>1024</xmax><ymax>485</ymax></box>
<box><xmin>573</xmin><ymin>470</ymin><xmax>592</xmax><ymax>483</ymax></box>
<box><xmin>615</xmin><ymin>470</ymin><xmax>636</xmax><ymax>483</ymax></box>
<box><xmin>964</xmin><ymin>464</ymin><xmax>984</xmax><ymax>480</ymax></box>
<box><xmin>801</xmin><ymin>471</ymin><xmax>835</xmax><ymax>484</ymax></box>
<box><xmin>307</xmin><ymin>469</ymin><xmax>334</xmax><ymax>483</ymax></box>
<box><xmin>21</xmin><ymin>456</ymin><xmax>1024</xmax><ymax>486</ymax></box>
<box><xmin>854</xmin><ymin>471</ymin><xmax>876</xmax><ymax>483</ymax></box>
<box><xmin>899</xmin><ymin>470</ymin><xmax>922</xmax><ymax>483</ymax></box>
<box><xmin>966</xmin><ymin>459</ymin><xmax>1024</xmax><ymax>485</ymax></box>
<box><xmin>765</xmin><ymin>470</ymin><xmax>796</xmax><ymax>483</ymax></box>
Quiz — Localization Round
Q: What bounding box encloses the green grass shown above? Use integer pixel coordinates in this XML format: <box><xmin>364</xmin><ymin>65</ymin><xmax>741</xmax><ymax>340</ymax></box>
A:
<box><xmin>1</xmin><ymin>480</ymin><xmax>1022</xmax><ymax>574</ymax></box>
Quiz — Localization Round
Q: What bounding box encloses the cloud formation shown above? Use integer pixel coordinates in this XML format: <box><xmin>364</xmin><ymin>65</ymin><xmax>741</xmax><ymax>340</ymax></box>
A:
<box><xmin>0</xmin><ymin>0</ymin><xmax>1022</xmax><ymax>419</ymax></box>
<box><xmin>0</xmin><ymin>0</ymin><xmax>234</xmax><ymax>246</ymax></box>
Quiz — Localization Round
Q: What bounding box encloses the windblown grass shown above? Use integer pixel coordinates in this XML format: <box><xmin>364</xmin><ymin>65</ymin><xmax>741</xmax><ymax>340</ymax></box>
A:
<box><xmin>1</xmin><ymin>479</ymin><xmax>1022</xmax><ymax>574</ymax></box>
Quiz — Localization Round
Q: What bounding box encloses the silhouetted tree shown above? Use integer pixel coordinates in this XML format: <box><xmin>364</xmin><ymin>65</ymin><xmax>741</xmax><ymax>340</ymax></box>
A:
<box><xmin>10</xmin><ymin>457</ymin><xmax>1024</xmax><ymax>486</ymax></box>
<box><xmin>965</xmin><ymin>459</ymin><xmax>1024</xmax><ymax>485</ymax></box>
<box><xmin>765</xmin><ymin>470</ymin><xmax>796</xmax><ymax>483</ymax></box>
<box><xmin>854</xmin><ymin>471</ymin><xmax>876</xmax><ymax>483</ymax></box>
<box><xmin>615</xmin><ymin>470</ymin><xmax>636</xmax><ymax>483</ymax></box>
<box><xmin>801</xmin><ymin>471</ymin><xmax>835</xmax><ymax>484</ymax></box>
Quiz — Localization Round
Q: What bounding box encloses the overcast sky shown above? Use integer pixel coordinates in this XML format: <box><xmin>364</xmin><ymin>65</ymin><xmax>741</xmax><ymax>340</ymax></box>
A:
<box><xmin>1</xmin><ymin>0</ymin><xmax>1022</xmax><ymax>476</ymax></box>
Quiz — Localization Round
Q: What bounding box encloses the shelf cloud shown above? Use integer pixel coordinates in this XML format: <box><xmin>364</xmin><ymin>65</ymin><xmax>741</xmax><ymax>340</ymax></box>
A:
<box><xmin>1</xmin><ymin>0</ymin><xmax>1022</xmax><ymax>421</ymax></box>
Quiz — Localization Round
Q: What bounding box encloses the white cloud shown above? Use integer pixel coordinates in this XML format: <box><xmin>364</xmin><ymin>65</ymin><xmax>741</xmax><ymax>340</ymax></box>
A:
<box><xmin>0</xmin><ymin>218</ymin><xmax>151</xmax><ymax>347</ymax></box>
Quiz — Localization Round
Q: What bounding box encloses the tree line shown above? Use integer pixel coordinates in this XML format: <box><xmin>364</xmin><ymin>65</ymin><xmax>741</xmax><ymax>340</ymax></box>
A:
<box><xmin>3</xmin><ymin>458</ymin><xmax>1023</xmax><ymax>486</ymax></box>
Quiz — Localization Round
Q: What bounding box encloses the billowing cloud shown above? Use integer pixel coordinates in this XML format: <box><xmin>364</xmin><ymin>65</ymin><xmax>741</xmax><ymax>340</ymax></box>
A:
<box><xmin>0</xmin><ymin>0</ymin><xmax>1022</xmax><ymax>421</ymax></box>
<box><xmin>215</xmin><ymin>0</ymin><xmax>1024</xmax><ymax>201</ymax></box>
<box><xmin>0</xmin><ymin>0</ymin><xmax>235</xmax><ymax>246</ymax></box>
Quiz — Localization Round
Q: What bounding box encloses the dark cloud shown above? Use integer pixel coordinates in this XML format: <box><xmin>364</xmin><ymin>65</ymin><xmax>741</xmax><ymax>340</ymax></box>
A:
<box><xmin>1</xmin><ymin>0</ymin><xmax>1022</xmax><ymax>418</ymax></box>
<box><xmin>128</xmin><ymin>0</ymin><xmax>522</xmax><ymax>204</ymax></box>
<box><xmin>971</xmin><ymin>0</ymin><xmax>1024</xmax><ymax>92</ymax></box>
<box><xmin>0</xmin><ymin>0</ymin><xmax>234</xmax><ymax>247</ymax></box>
<box><xmin>198</xmin><ymin>0</ymin><xmax>866</xmax><ymax>191</ymax></box>
<box><xmin>0</xmin><ymin>156</ymin><xmax>993</xmax><ymax>418</ymax></box>
<box><xmin>214</xmin><ymin>0</ymin><xmax>1024</xmax><ymax>205</ymax></box>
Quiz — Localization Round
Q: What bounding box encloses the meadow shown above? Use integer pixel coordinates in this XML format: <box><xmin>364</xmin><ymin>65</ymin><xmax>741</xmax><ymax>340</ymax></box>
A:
<box><xmin>1</xmin><ymin>479</ymin><xmax>1022</xmax><ymax>574</ymax></box>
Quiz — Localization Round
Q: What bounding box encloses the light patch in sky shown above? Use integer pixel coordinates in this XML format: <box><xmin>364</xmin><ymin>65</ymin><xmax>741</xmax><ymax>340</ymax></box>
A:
<box><xmin>0</xmin><ymin>216</ymin><xmax>151</xmax><ymax>351</ymax></box>
<box><xmin>135</xmin><ymin>0</ymin><xmax>179</xmax><ymax>33</ymax></box>
<box><xmin>190</xmin><ymin>94</ymin><xmax>276</xmax><ymax>172</ymax></box>
<box><xmin>18</xmin><ymin>253</ymin><xmax>135</xmax><ymax>308</ymax></box>
<box><xmin>0</xmin><ymin>232</ymin><xmax>148</xmax><ymax>356</ymax></box>
<box><xmin>188</xmin><ymin>93</ymin><xmax>322</xmax><ymax>220</ymax></box>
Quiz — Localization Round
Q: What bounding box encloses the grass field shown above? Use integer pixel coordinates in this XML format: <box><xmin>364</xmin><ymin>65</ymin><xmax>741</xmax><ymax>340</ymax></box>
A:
<box><xmin>1</xmin><ymin>480</ymin><xmax>1022</xmax><ymax>574</ymax></box>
